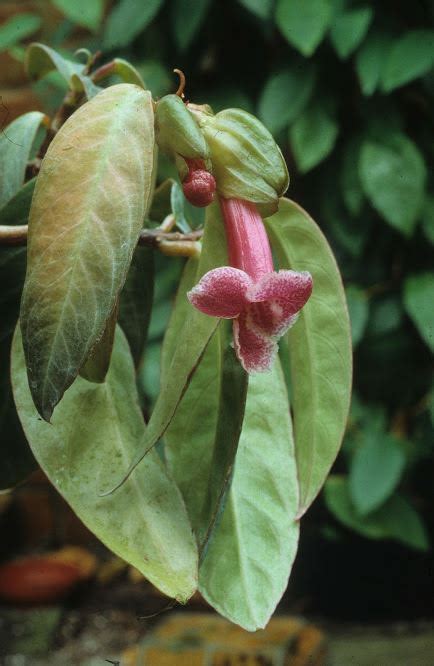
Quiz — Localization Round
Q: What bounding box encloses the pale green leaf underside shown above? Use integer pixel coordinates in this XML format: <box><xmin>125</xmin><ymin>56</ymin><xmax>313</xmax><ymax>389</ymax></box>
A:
<box><xmin>11</xmin><ymin>326</ymin><xmax>198</xmax><ymax>601</ymax></box>
<box><xmin>199</xmin><ymin>361</ymin><xmax>299</xmax><ymax>631</ymax></box>
<box><xmin>107</xmin><ymin>202</ymin><xmax>227</xmax><ymax>491</ymax></box>
<box><xmin>20</xmin><ymin>84</ymin><xmax>155</xmax><ymax>420</ymax></box>
<box><xmin>165</xmin><ymin>319</ymin><xmax>247</xmax><ymax>550</ymax></box>
<box><xmin>265</xmin><ymin>198</ymin><xmax>352</xmax><ymax>517</ymax></box>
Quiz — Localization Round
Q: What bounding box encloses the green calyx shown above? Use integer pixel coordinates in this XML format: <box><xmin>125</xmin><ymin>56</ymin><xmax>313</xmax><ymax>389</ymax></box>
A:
<box><xmin>197</xmin><ymin>108</ymin><xmax>289</xmax><ymax>216</ymax></box>
<box><xmin>155</xmin><ymin>94</ymin><xmax>209</xmax><ymax>175</ymax></box>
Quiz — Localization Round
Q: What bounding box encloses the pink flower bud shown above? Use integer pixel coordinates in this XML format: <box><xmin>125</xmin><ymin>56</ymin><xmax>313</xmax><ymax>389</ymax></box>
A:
<box><xmin>182</xmin><ymin>159</ymin><xmax>216</xmax><ymax>208</ymax></box>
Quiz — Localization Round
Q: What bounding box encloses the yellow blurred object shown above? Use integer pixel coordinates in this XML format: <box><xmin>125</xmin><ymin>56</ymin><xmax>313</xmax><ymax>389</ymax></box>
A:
<box><xmin>128</xmin><ymin>565</ymin><xmax>145</xmax><ymax>584</ymax></box>
<box><xmin>46</xmin><ymin>546</ymin><xmax>97</xmax><ymax>580</ymax></box>
<box><xmin>121</xmin><ymin>613</ymin><xmax>327</xmax><ymax>665</ymax></box>
<box><xmin>96</xmin><ymin>556</ymin><xmax>128</xmax><ymax>585</ymax></box>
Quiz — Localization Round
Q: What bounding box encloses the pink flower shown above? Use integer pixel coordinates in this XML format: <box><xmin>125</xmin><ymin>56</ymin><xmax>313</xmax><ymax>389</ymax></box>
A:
<box><xmin>188</xmin><ymin>198</ymin><xmax>313</xmax><ymax>373</ymax></box>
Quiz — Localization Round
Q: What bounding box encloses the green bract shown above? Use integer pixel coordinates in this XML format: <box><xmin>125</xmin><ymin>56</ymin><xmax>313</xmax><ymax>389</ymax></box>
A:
<box><xmin>155</xmin><ymin>94</ymin><xmax>209</xmax><ymax>176</ymax></box>
<box><xmin>197</xmin><ymin>107</ymin><xmax>289</xmax><ymax>216</ymax></box>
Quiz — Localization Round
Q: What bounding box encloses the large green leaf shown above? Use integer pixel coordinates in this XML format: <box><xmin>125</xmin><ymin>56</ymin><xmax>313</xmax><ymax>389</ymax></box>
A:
<box><xmin>51</xmin><ymin>0</ymin><xmax>105</xmax><ymax>32</ymax></box>
<box><xmin>104</xmin><ymin>0</ymin><xmax>164</xmax><ymax>49</ymax></box>
<box><xmin>403</xmin><ymin>273</ymin><xmax>434</xmax><ymax>352</ymax></box>
<box><xmin>25</xmin><ymin>43</ymin><xmax>85</xmax><ymax>85</ymax></box>
<box><xmin>329</xmin><ymin>7</ymin><xmax>373</xmax><ymax>59</ymax></box>
<box><xmin>199</xmin><ymin>361</ymin><xmax>299</xmax><ymax>631</ymax></box>
<box><xmin>0</xmin><ymin>14</ymin><xmax>41</xmax><ymax>52</ymax></box>
<box><xmin>105</xmin><ymin>202</ymin><xmax>227</xmax><ymax>493</ymax></box>
<box><xmin>325</xmin><ymin>476</ymin><xmax>429</xmax><ymax>551</ymax></box>
<box><xmin>359</xmin><ymin>134</ymin><xmax>426</xmax><ymax>236</ymax></box>
<box><xmin>265</xmin><ymin>199</ymin><xmax>352</xmax><ymax>516</ymax></box>
<box><xmin>11</xmin><ymin>326</ymin><xmax>198</xmax><ymax>600</ymax></box>
<box><xmin>349</xmin><ymin>432</ymin><xmax>406</xmax><ymax>515</ymax></box>
<box><xmin>20</xmin><ymin>84</ymin><xmax>155</xmax><ymax>421</ymax></box>
<box><xmin>258</xmin><ymin>65</ymin><xmax>316</xmax><ymax>135</ymax></box>
<box><xmin>289</xmin><ymin>100</ymin><xmax>338</xmax><ymax>173</ymax></box>
<box><xmin>165</xmin><ymin>320</ymin><xmax>248</xmax><ymax>549</ymax></box>
<box><xmin>276</xmin><ymin>0</ymin><xmax>333</xmax><ymax>56</ymax></box>
<box><xmin>381</xmin><ymin>30</ymin><xmax>434</xmax><ymax>92</ymax></box>
<box><xmin>0</xmin><ymin>183</ymin><xmax>37</xmax><ymax>488</ymax></box>
<box><xmin>0</xmin><ymin>112</ymin><xmax>46</xmax><ymax>209</ymax></box>
<box><xmin>171</xmin><ymin>0</ymin><xmax>211</xmax><ymax>51</ymax></box>
<box><xmin>118</xmin><ymin>247</ymin><xmax>154</xmax><ymax>367</ymax></box>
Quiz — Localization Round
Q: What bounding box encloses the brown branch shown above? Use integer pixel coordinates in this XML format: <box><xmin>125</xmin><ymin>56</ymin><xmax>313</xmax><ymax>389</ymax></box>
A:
<box><xmin>0</xmin><ymin>225</ymin><xmax>28</xmax><ymax>246</ymax></box>
<box><xmin>0</xmin><ymin>224</ymin><xmax>203</xmax><ymax>255</ymax></box>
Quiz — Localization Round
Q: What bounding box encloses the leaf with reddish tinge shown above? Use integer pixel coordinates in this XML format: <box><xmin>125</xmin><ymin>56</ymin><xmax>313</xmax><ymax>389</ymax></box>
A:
<box><xmin>20</xmin><ymin>84</ymin><xmax>155</xmax><ymax>420</ymax></box>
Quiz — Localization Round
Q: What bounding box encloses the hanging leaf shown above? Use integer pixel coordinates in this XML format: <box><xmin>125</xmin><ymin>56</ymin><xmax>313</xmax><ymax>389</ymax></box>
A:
<box><xmin>265</xmin><ymin>199</ymin><xmax>352</xmax><ymax>516</ymax></box>
<box><xmin>367</xmin><ymin>297</ymin><xmax>403</xmax><ymax>337</ymax></box>
<box><xmin>359</xmin><ymin>134</ymin><xmax>426</xmax><ymax>236</ymax></box>
<box><xmin>276</xmin><ymin>0</ymin><xmax>333</xmax><ymax>57</ymax></box>
<box><xmin>11</xmin><ymin>325</ymin><xmax>198</xmax><ymax>599</ymax></box>
<box><xmin>199</xmin><ymin>360</ymin><xmax>299</xmax><ymax>631</ymax></box>
<box><xmin>325</xmin><ymin>476</ymin><xmax>429</xmax><ymax>551</ymax></box>
<box><xmin>70</xmin><ymin>73</ymin><xmax>103</xmax><ymax>100</ymax></box>
<box><xmin>238</xmin><ymin>0</ymin><xmax>273</xmax><ymax>19</ymax></box>
<box><xmin>0</xmin><ymin>182</ymin><xmax>37</xmax><ymax>489</ymax></box>
<box><xmin>0</xmin><ymin>14</ymin><xmax>41</xmax><ymax>53</ymax></box>
<box><xmin>112</xmin><ymin>59</ymin><xmax>146</xmax><ymax>88</ymax></box>
<box><xmin>258</xmin><ymin>65</ymin><xmax>316</xmax><ymax>135</ymax></box>
<box><xmin>289</xmin><ymin>100</ymin><xmax>338</xmax><ymax>173</ymax></box>
<box><xmin>381</xmin><ymin>30</ymin><xmax>434</xmax><ymax>93</ymax></box>
<box><xmin>104</xmin><ymin>202</ymin><xmax>227</xmax><ymax>494</ymax></box>
<box><xmin>171</xmin><ymin>0</ymin><xmax>212</xmax><ymax>51</ymax></box>
<box><xmin>25</xmin><ymin>43</ymin><xmax>85</xmax><ymax>85</ymax></box>
<box><xmin>104</xmin><ymin>0</ymin><xmax>164</xmax><ymax>49</ymax></box>
<box><xmin>329</xmin><ymin>7</ymin><xmax>373</xmax><ymax>59</ymax></box>
<box><xmin>349</xmin><ymin>432</ymin><xmax>406</xmax><ymax>515</ymax></box>
<box><xmin>160</xmin><ymin>257</ymin><xmax>199</xmax><ymax>378</ymax></box>
<box><xmin>50</xmin><ymin>0</ymin><xmax>105</xmax><ymax>32</ymax></box>
<box><xmin>0</xmin><ymin>112</ymin><xmax>46</xmax><ymax>209</ymax></box>
<box><xmin>118</xmin><ymin>247</ymin><xmax>154</xmax><ymax>367</ymax></box>
<box><xmin>340</xmin><ymin>137</ymin><xmax>364</xmax><ymax>216</ymax></box>
<box><xmin>0</xmin><ymin>179</ymin><xmax>36</xmax><ymax>227</ymax></box>
<box><xmin>421</xmin><ymin>196</ymin><xmax>434</xmax><ymax>245</ymax></box>
<box><xmin>355</xmin><ymin>31</ymin><xmax>394</xmax><ymax>96</ymax></box>
<box><xmin>403</xmin><ymin>273</ymin><xmax>434</xmax><ymax>352</ymax></box>
<box><xmin>20</xmin><ymin>84</ymin><xmax>155</xmax><ymax>421</ymax></box>
<box><xmin>171</xmin><ymin>181</ymin><xmax>191</xmax><ymax>233</ymax></box>
<box><xmin>165</xmin><ymin>320</ymin><xmax>248</xmax><ymax>548</ymax></box>
<box><xmin>346</xmin><ymin>284</ymin><xmax>369</xmax><ymax>347</ymax></box>
<box><xmin>80</xmin><ymin>303</ymin><xmax>119</xmax><ymax>383</ymax></box>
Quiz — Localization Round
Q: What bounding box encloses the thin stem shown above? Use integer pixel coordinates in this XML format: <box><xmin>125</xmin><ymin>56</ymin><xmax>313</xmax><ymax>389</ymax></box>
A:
<box><xmin>91</xmin><ymin>60</ymin><xmax>116</xmax><ymax>83</ymax></box>
<box><xmin>173</xmin><ymin>68</ymin><xmax>186</xmax><ymax>99</ymax></box>
<box><xmin>0</xmin><ymin>224</ymin><xmax>203</xmax><ymax>256</ymax></box>
<box><xmin>0</xmin><ymin>225</ymin><xmax>28</xmax><ymax>246</ymax></box>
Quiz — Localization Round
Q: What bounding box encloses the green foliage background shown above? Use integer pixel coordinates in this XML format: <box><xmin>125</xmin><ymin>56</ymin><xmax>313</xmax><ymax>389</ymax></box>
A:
<box><xmin>2</xmin><ymin>0</ymin><xmax>433</xmax><ymax>552</ymax></box>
